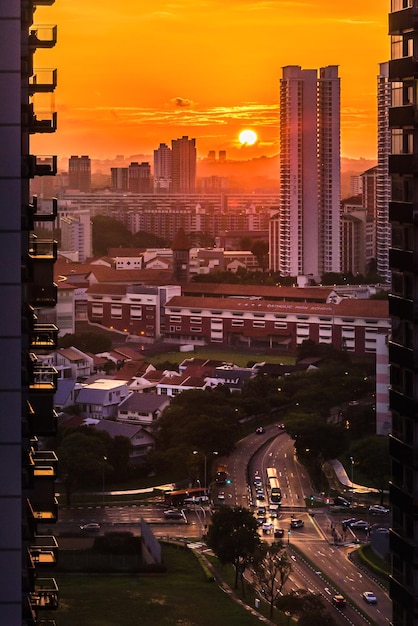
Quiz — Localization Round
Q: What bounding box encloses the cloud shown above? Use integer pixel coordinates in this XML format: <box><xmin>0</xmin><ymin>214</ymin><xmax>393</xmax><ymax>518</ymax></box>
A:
<box><xmin>170</xmin><ymin>97</ymin><xmax>195</xmax><ymax>108</ymax></box>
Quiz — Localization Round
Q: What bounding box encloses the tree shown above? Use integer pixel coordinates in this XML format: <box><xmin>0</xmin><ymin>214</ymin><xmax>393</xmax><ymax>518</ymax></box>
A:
<box><xmin>276</xmin><ymin>590</ymin><xmax>337</xmax><ymax>625</ymax></box>
<box><xmin>58</xmin><ymin>331</ymin><xmax>111</xmax><ymax>353</ymax></box>
<box><xmin>250</xmin><ymin>542</ymin><xmax>292</xmax><ymax>618</ymax></box>
<box><xmin>350</xmin><ymin>436</ymin><xmax>390</xmax><ymax>501</ymax></box>
<box><xmin>250</xmin><ymin>241</ymin><xmax>269</xmax><ymax>271</ymax></box>
<box><xmin>206</xmin><ymin>505</ymin><xmax>260</xmax><ymax>592</ymax></box>
<box><xmin>92</xmin><ymin>215</ymin><xmax>134</xmax><ymax>257</ymax></box>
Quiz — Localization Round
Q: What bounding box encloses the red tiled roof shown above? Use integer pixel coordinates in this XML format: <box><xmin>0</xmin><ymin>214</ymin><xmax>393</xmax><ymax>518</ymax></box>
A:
<box><xmin>182</xmin><ymin>283</ymin><xmax>335</xmax><ymax>301</ymax></box>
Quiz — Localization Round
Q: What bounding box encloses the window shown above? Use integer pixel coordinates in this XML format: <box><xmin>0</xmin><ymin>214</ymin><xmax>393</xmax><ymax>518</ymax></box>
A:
<box><xmin>130</xmin><ymin>306</ymin><xmax>142</xmax><ymax>320</ymax></box>
<box><xmin>190</xmin><ymin>317</ymin><xmax>201</xmax><ymax>324</ymax></box>
<box><xmin>170</xmin><ymin>315</ymin><xmax>181</xmax><ymax>323</ymax></box>
<box><xmin>190</xmin><ymin>326</ymin><xmax>202</xmax><ymax>332</ymax></box>
<box><xmin>91</xmin><ymin>303</ymin><xmax>103</xmax><ymax>318</ymax></box>
<box><xmin>274</xmin><ymin>322</ymin><xmax>287</xmax><ymax>329</ymax></box>
<box><xmin>232</xmin><ymin>319</ymin><xmax>244</xmax><ymax>327</ymax></box>
<box><xmin>111</xmin><ymin>304</ymin><xmax>122</xmax><ymax>318</ymax></box>
<box><xmin>253</xmin><ymin>321</ymin><xmax>265</xmax><ymax>328</ymax></box>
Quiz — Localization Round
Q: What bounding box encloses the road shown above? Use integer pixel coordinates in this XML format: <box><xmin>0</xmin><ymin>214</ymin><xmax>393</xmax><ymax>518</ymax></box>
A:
<box><xmin>54</xmin><ymin>424</ymin><xmax>392</xmax><ymax>625</ymax></box>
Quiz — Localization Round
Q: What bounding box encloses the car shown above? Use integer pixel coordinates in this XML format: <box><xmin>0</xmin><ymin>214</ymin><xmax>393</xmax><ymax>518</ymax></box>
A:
<box><xmin>255</xmin><ymin>426</ymin><xmax>265</xmax><ymax>434</ymax></box>
<box><xmin>332</xmin><ymin>595</ymin><xmax>347</xmax><ymax>608</ymax></box>
<box><xmin>256</xmin><ymin>516</ymin><xmax>267</xmax><ymax>526</ymax></box>
<box><xmin>274</xmin><ymin>528</ymin><xmax>284</xmax><ymax>538</ymax></box>
<box><xmin>217</xmin><ymin>492</ymin><xmax>225</xmax><ymax>501</ymax></box>
<box><xmin>362</xmin><ymin>591</ymin><xmax>377</xmax><ymax>604</ymax></box>
<box><xmin>80</xmin><ymin>522</ymin><xmax>101</xmax><ymax>532</ymax></box>
<box><xmin>369</xmin><ymin>505</ymin><xmax>390</xmax><ymax>515</ymax></box>
<box><xmin>277</xmin><ymin>423</ymin><xmax>286</xmax><ymax>429</ymax></box>
<box><xmin>351</xmin><ymin>520</ymin><xmax>370</xmax><ymax>530</ymax></box>
<box><xmin>290</xmin><ymin>519</ymin><xmax>304</xmax><ymax>528</ymax></box>
<box><xmin>164</xmin><ymin>509</ymin><xmax>183</xmax><ymax>519</ymax></box>
<box><xmin>262</xmin><ymin>522</ymin><xmax>273</xmax><ymax>534</ymax></box>
<box><xmin>254</xmin><ymin>478</ymin><xmax>263</xmax><ymax>488</ymax></box>
<box><xmin>334</xmin><ymin>496</ymin><xmax>351</xmax><ymax>507</ymax></box>
<box><xmin>342</xmin><ymin>518</ymin><xmax>358</xmax><ymax>528</ymax></box>
<box><xmin>256</xmin><ymin>492</ymin><xmax>265</xmax><ymax>501</ymax></box>
<box><xmin>257</xmin><ymin>506</ymin><xmax>266</xmax><ymax>515</ymax></box>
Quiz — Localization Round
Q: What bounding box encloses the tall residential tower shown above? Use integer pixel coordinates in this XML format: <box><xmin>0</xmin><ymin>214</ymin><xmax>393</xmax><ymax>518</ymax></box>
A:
<box><xmin>171</xmin><ymin>135</ymin><xmax>197</xmax><ymax>193</ymax></box>
<box><xmin>0</xmin><ymin>2</ymin><xmax>59</xmax><ymax>623</ymax></box>
<box><xmin>388</xmin><ymin>1</ymin><xmax>418</xmax><ymax>624</ymax></box>
<box><xmin>274</xmin><ymin>65</ymin><xmax>341</xmax><ymax>280</ymax></box>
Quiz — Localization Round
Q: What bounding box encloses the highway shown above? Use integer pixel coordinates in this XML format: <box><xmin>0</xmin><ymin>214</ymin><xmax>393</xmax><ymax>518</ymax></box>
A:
<box><xmin>54</xmin><ymin>424</ymin><xmax>392</xmax><ymax>625</ymax></box>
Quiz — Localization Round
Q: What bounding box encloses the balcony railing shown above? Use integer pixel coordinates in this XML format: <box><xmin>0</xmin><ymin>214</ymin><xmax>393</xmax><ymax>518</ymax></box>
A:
<box><xmin>34</xmin><ymin>0</ymin><xmax>56</xmax><ymax>4</ymax></box>
<box><xmin>29</xmin><ymin>365</ymin><xmax>58</xmax><ymax>392</ymax></box>
<box><xmin>27</xmin><ymin>397</ymin><xmax>58</xmax><ymax>437</ymax></box>
<box><xmin>30</xmin><ymin>111</ymin><xmax>58</xmax><ymax>134</ymax></box>
<box><xmin>29</xmin><ymin>69</ymin><xmax>57</xmax><ymax>95</ymax></box>
<box><xmin>30</xmin><ymin>578</ymin><xmax>59</xmax><ymax>610</ymax></box>
<box><xmin>23</xmin><ymin>154</ymin><xmax>57</xmax><ymax>177</ymax></box>
<box><xmin>29</xmin><ymin>236</ymin><xmax>58</xmax><ymax>261</ymax></box>
<box><xmin>30</xmin><ymin>323</ymin><xmax>59</xmax><ymax>350</ymax></box>
<box><xmin>29</xmin><ymin>25</ymin><xmax>57</xmax><ymax>49</ymax></box>
<box><xmin>28</xmin><ymin>496</ymin><xmax>59</xmax><ymax>524</ymax></box>
<box><xmin>27</xmin><ymin>283</ymin><xmax>58</xmax><ymax>308</ymax></box>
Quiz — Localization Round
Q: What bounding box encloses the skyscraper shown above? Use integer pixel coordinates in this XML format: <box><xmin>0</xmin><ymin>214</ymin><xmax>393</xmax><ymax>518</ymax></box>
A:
<box><xmin>376</xmin><ymin>61</ymin><xmax>392</xmax><ymax>284</ymax></box>
<box><xmin>388</xmin><ymin>2</ymin><xmax>418</xmax><ymax>624</ymax></box>
<box><xmin>276</xmin><ymin>65</ymin><xmax>341</xmax><ymax>279</ymax></box>
<box><xmin>0</xmin><ymin>1</ymin><xmax>59</xmax><ymax>623</ymax></box>
<box><xmin>171</xmin><ymin>135</ymin><xmax>197</xmax><ymax>193</ymax></box>
<box><xmin>153</xmin><ymin>142</ymin><xmax>172</xmax><ymax>191</ymax></box>
<box><xmin>68</xmin><ymin>154</ymin><xmax>91</xmax><ymax>192</ymax></box>
<box><xmin>128</xmin><ymin>161</ymin><xmax>151</xmax><ymax>193</ymax></box>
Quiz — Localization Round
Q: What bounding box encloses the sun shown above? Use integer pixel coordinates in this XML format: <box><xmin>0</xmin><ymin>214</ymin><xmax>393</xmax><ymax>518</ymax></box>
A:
<box><xmin>239</xmin><ymin>129</ymin><xmax>257</xmax><ymax>145</ymax></box>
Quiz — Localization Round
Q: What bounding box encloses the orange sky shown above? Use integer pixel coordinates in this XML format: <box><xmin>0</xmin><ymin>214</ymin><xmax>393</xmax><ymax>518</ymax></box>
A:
<box><xmin>33</xmin><ymin>0</ymin><xmax>389</xmax><ymax>162</ymax></box>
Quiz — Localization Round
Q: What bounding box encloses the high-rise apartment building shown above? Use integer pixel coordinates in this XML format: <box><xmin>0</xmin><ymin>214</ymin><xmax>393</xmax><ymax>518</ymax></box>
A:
<box><xmin>153</xmin><ymin>142</ymin><xmax>172</xmax><ymax>191</ymax></box>
<box><xmin>376</xmin><ymin>61</ymin><xmax>392</xmax><ymax>284</ymax></box>
<box><xmin>128</xmin><ymin>161</ymin><xmax>152</xmax><ymax>193</ymax></box>
<box><xmin>276</xmin><ymin>65</ymin><xmax>341</xmax><ymax>279</ymax></box>
<box><xmin>0</xmin><ymin>1</ymin><xmax>59</xmax><ymax>624</ymax></box>
<box><xmin>171</xmin><ymin>135</ymin><xmax>196</xmax><ymax>193</ymax></box>
<box><xmin>68</xmin><ymin>154</ymin><xmax>91</xmax><ymax>192</ymax></box>
<box><xmin>388</xmin><ymin>2</ymin><xmax>418</xmax><ymax>624</ymax></box>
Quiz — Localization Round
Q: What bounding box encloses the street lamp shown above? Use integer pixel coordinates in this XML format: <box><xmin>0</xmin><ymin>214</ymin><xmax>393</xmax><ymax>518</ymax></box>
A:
<box><xmin>102</xmin><ymin>456</ymin><xmax>107</xmax><ymax>504</ymax></box>
<box><xmin>350</xmin><ymin>456</ymin><xmax>354</xmax><ymax>490</ymax></box>
<box><xmin>193</xmin><ymin>450</ymin><xmax>218</xmax><ymax>492</ymax></box>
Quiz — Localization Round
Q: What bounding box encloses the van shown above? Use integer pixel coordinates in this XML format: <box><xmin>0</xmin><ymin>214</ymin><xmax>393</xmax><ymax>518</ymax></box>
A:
<box><xmin>269</xmin><ymin>505</ymin><xmax>279</xmax><ymax>518</ymax></box>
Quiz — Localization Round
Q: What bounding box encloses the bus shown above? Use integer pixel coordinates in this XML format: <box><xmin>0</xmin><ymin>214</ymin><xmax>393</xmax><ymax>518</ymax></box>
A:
<box><xmin>266</xmin><ymin>467</ymin><xmax>282</xmax><ymax>503</ymax></box>
<box><xmin>164</xmin><ymin>487</ymin><xmax>208</xmax><ymax>507</ymax></box>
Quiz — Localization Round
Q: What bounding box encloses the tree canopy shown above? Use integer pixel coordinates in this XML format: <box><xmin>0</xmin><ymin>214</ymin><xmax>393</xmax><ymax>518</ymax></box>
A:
<box><xmin>250</xmin><ymin>542</ymin><xmax>292</xmax><ymax>618</ymax></box>
<box><xmin>206</xmin><ymin>505</ymin><xmax>260</xmax><ymax>591</ymax></box>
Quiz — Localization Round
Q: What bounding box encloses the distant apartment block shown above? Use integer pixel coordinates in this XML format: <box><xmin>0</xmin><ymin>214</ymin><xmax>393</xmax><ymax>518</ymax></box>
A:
<box><xmin>276</xmin><ymin>65</ymin><xmax>341</xmax><ymax>279</ymax></box>
<box><xmin>128</xmin><ymin>161</ymin><xmax>152</xmax><ymax>193</ymax></box>
<box><xmin>376</xmin><ymin>61</ymin><xmax>391</xmax><ymax>283</ymax></box>
<box><xmin>171</xmin><ymin>135</ymin><xmax>196</xmax><ymax>193</ymax></box>
<box><xmin>60</xmin><ymin>209</ymin><xmax>92</xmax><ymax>262</ymax></box>
<box><xmin>154</xmin><ymin>142</ymin><xmax>172</xmax><ymax>191</ymax></box>
<box><xmin>68</xmin><ymin>155</ymin><xmax>91</xmax><ymax>192</ymax></box>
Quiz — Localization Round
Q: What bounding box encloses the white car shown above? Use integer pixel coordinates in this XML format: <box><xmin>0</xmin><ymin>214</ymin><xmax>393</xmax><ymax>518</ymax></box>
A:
<box><xmin>217</xmin><ymin>492</ymin><xmax>225</xmax><ymax>501</ymax></box>
<box><xmin>80</xmin><ymin>522</ymin><xmax>101</xmax><ymax>532</ymax></box>
<box><xmin>362</xmin><ymin>591</ymin><xmax>377</xmax><ymax>604</ymax></box>
<box><xmin>369</xmin><ymin>505</ymin><xmax>389</xmax><ymax>515</ymax></box>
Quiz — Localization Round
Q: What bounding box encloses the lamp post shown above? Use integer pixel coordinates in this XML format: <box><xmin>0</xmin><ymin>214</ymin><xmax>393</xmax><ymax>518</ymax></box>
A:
<box><xmin>193</xmin><ymin>450</ymin><xmax>218</xmax><ymax>492</ymax></box>
<box><xmin>350</xmin><ymin>456</ymin><xmax>354</xmax><ymax>490</ymax></box>
<box><xmin>102</xmin><ymin>456</ymin><xmax>107</xmax><ymax>504</ymax></box>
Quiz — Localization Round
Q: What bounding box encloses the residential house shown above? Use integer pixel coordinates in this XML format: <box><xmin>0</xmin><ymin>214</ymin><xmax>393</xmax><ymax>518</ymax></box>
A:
<box><xmin>94</xmin><ymin>420</ymin><xmax>155</xmax><ymax>464</ymax></box>
<box><xmin>54</xmin><ymin>347</ymin><xmax>93</xmax><ymax>380</ymax></box>
<box><xmin>117</xmin><ymin>393</ymin><xmax>171</xmax><ymax>428</ymax></box>
<box><xmin>75</xmin><ymin>379</ymin><xmax>129</xmax><ymax>419</ymax></box>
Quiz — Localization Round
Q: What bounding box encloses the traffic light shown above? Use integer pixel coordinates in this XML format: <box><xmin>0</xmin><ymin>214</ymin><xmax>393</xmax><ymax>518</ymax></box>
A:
<box><xmin>226</xmin><ymin>478</ymin><xmax>232</xmax><ymax>485</ymax></box>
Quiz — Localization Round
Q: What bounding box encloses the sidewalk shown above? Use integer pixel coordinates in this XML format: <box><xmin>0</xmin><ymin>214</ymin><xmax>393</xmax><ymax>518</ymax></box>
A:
<box><xmin>326</xmin><ymin>459</ymin><xmax>379</xmax><ymax>495</ymax></box>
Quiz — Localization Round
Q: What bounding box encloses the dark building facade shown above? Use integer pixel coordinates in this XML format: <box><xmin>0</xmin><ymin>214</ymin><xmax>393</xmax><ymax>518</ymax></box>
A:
<box><xmin>0</xmin><ymin>1</ymin><xmax>59</xmax><ymax>623</ymax></box>
<box><xmin>388</xmin><ymin>2</ymin><xmax>418</xmax><ymax>624</ymax></box>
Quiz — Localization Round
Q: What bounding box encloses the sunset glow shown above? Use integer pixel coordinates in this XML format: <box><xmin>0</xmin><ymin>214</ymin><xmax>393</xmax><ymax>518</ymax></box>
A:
<box><xmin>239</xmin><ymin>130</ymin><xmax>258</xmax><ymax>146</ymax></box>
<box><xmin>32</xmin><ymin>1</ymin><xmax>389</xmax><ymax>161</ymax></box>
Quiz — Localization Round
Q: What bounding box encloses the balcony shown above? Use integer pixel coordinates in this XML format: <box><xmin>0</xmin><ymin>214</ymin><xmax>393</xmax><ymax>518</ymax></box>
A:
<box><xmin>29</xmin><ymin>365</ymin><xmax>58</xmax><ymax>393</ymax></box>
<box><xmin>30</xmin><ymin>578</ymin><xmax>59</xmax><ymax>610</ymax></box>
<box><xmin>29</xmin><ymin>69</ymin><xmax>57</xmax><ymax>95</ymax></box>
<box><xmin>389</xmin><ymin>104</ymin><xmax>418</xmax><ymax>128</ymax></box>
<box><xmin>389</xmin><ymin>152</ymin><xmax>418</xmax><ymax>174</ymax></box>
<box><xmin>389</xmin><ymin>6</ymin><xmax>418</xmax><ymax>34</ymax></box>
<box><xmin>30</xmin><ymin>323</ymin><xmax>59</xmax><ymax>351</ymax></box>
<box><xmin>28</xmin><ymin>496</ymin><xmax>59</xmax><ymax>525</ymax></box>
<box><xmin>389</xmin><ymin>56</ymin><xmax>418</xmax><ymax>81</ymax></box>
<box><xmin>23</xmin><ymin>154</ymin><xmax>57</xmax><ymax>178</ymax></box>
<box><xmin>30</xmin><ymin>111</ymin><xmax>57</xmax><ymax>134</ymax></box>
<box><xmin>31</xmin><ymin>450</ymin><xmax>58</xmax><ymax>474</ymax></box>
<box><xmin>34</xmin><ymin>196</ymin><xmax>58</xmax><ymax>222</ymax></box>
<box><xmin>29</xmin><ymin>236</ymin><xmax>58</xmax><ymax>262</ymax></box>
<box><xmin>389</xmin><ymin>246</ymin><xmax>415</xmax><ymax>271</ymax></box>
<box><xmin>389</xmin><ymin>200</ymin><xmax>413</xmax><ymax>223</ymax></box>
<box><xmin>29</xmin><ymin>25</ymin><xmax>57</xmax><ymax>49</ymax></box>
<box><xmin>34</xmin><ymin>0</ymin><xmax>56</xmax><ymax>4</ymax></box>
<box><xmin>26</xmin><ymin>399</ymin><xmax>58</xmax><ymax>437</ymax></box>
<box><xmin>27</xmin><ymin>283</ymin><xmax>58</xmax><ymax>308</ymax></box>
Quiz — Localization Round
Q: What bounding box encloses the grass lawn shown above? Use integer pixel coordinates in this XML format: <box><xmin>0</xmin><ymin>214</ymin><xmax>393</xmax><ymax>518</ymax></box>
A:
<box><xmin>51</xmin><ymin>544</ymin><xmax>273</xmax><ymax>626</ymax></box>
<box><xmin>149</xmin><ymin>347</ymin><xmax>295</xmax><ymax>368</ymax></box>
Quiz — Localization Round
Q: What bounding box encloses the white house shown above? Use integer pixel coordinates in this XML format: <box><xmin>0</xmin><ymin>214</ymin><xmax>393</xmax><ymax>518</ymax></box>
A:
<box><xmin>75</xmin><ymin>379</ymin><xmax>129</xmax><ymax>419</ymax></box>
